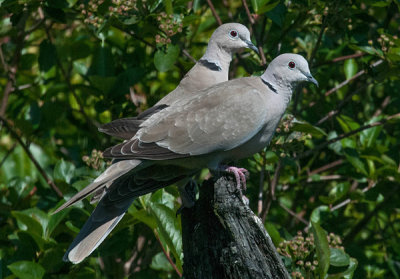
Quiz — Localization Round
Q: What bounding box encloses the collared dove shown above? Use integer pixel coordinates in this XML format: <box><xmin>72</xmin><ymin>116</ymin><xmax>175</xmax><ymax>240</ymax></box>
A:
<box><xmin>99</xmin><ymin>22</ymin><xmax>258</xmax><ymax>140</ymax></box>
<box><xmin>55</xmin><ymin>53</ymin><xmax>318</xmax><ymax>264</ymax></box>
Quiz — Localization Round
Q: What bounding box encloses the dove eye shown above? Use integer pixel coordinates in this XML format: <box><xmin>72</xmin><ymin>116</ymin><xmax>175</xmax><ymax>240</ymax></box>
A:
<box><xmin>229</xmin><ymin>30</ymin><xmax>238</xmax><ymax>38</ymax></box>
<box><xmin>288</xmin><ymin>61</ymin><xmax>296</xmax><ymax>69</ymax></box>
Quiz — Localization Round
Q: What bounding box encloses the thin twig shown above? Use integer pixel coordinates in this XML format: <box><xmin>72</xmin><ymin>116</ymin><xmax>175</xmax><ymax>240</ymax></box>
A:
<box><xmin>373</xmin><ymin>96</ymin><xmax>391</xmax><ymax>118</ymax></box>
<box><xmin>154</xmin><ymin>230</ymin><xmax>182</xmax><ymax>277</ymax></box>
<box><xmin>309</xmin><ymin>16</ymin><xmax>327</xmax><ymax>68</ymax></box>
<box><xmin>296</xmin><ymin>113</ymin><xmax>400</xmax><ymax>160</ymax></box>
<box><xmin>316</xmin><ymin>52</ymin><xmax>365</xmax><ymax>67</ymax></box>
<box><xmin>182</xmin><ymin>49</ymin><xmax>196</xmax><ymax>63</ymax></box>
<box><xmin>307</xmin><ymin>174</ymin><xmax>343</xmax><ymax>182</ymax></box>
<box><xmin>261</xmin><ymin>159</ymin><xmax>282</xmax><ymax>222</ymax></box>
<box><xmin>0</xmin><ymin>116</ymin><xmax>63</xmax><ymax>197</ymax></box>
<box><xmin>310</xmin><ymin>59</ymin><xmax>383</xmax><ymax>106</ymax></box>
<box><xmin>206</xmin><ymin>0</ymin><xmax>222</xmax><ymax>26</ymax></box>
<box><xmin>330</xmin><ymin>181</ymin><xmax>375</xmax><ymax>212</ymax></box>
<box><xmin>242</xmin><ymin>0</ymin><xmax>255</xmax><ymax>24</ymax></box>
<box><xmin>279</xmin><ymin>202</ymin><xmax>308</xmax><ymax>226</ymax></box>
<box><xmin>309</xmin><ymin>159</ymin><xmax>343</xmax><ymax>176</ymax></box>
<box><xmin>242</xmin><ymin>0</ymin><xmax>267</xmax><ymax>66</ymax></box>
<box><xmin>315</xmin><ymin>83</ymin><xmax>369</xmax><ymax>125</ymax></box>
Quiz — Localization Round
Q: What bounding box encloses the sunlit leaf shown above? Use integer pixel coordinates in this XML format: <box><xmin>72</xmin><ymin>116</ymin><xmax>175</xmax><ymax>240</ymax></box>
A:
<box><xmin>154</xmin><ymin>44</ymin><xmax>180</xmax><ymax>72</ymax></box>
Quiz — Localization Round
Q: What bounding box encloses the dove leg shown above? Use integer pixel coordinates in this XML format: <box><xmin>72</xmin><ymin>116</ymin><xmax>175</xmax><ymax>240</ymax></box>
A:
<box><xmin>176</xmin><ymin>178</ymin><xmax>197</xmax><ymax>215</ymax></box>
<box><xmin>224</xmin><ymin>166</ymin><xmax>249</xmax><ymax>191</ymax></box>
<box><xmin>214</xmin><ymin>166</ymin><xmax>250</xmax><ymax>205</ymax></box>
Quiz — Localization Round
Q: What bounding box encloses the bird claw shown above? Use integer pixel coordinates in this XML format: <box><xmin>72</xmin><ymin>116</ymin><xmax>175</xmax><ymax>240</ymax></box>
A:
<box><xmin>224</xmin><ymin>166</ymin><xmax>249</xmax><ymax>192</ymax></box>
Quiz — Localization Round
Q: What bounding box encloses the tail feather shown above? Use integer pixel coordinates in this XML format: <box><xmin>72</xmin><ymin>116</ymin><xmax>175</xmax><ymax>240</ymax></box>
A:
<box><xmin>63</xmin><ymin>163</ymin><xmax>196</xmax><ymax>263</ymax></box>
<box><xmin>53</xmin><ymin>160</ymin><xmax>140</xmax><ymax>214</ymax></box>
<box><xmin>63</xmin><ymin>196</ymin><xmax>134</xmax><ymax>263</ymax></box>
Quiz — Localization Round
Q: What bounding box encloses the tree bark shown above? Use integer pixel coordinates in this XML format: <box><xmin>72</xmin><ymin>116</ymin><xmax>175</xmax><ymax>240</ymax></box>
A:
<box><xmin>181</xmin><ymin>176</ymin><xmax>290</xmax><ymax>279</ymax></box>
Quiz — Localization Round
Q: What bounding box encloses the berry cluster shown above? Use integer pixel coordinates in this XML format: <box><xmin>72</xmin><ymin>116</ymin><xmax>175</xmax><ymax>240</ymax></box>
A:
<box><xmin>82</xmin><ymin>149</ymin><xmax>110</xmax><ymax>170</ymax></box>
<box><xmin>277</xmin><ymin>231</ymin><xmax>345</xmax><ymax>278</ymax></box>
<box><xmin>80</xmin><ymin>0</ymin><xmax>138</xmax><ymax>27</ymax></box>
<box><xmin>271</xmin><ymin>114</ymin><xmax>312</xmax><ymax>158</ymax></box>
<box><xmin>369</xmin><ymin>33</ymin><xmax>398</xmax><ymax>53</ymax></box>
<box><xmin>155</xmin><ymin>12</ymin><xmax>183</xmax><ymax>45</ymax></box>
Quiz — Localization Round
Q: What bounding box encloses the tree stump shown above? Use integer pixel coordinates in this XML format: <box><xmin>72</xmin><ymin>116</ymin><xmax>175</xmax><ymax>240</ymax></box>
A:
<box><xmin>181</xmin><ymin>176</ymin><xmax>290</xmax><ymax>279</ymax></box>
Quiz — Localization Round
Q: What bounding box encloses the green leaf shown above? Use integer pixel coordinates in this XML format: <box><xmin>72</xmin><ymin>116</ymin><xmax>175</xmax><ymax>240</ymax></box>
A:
<box><xmin>88</xmin><ymin>75</ymin><xmax>117</xmax><ymax>94</ymax></box>
<box><xmin>344</xmin><ymin>148</ymin><xmax>368</xmax><ymax>175</ymax></box>
<box><xmin>150</xmin><ymin>252</ymin><xmax>174</xmax><ymax>271</ymax></box>
<box><xmin>360</xmin><ymin>117</ymin><xmax>383</xmax><ymax>148</ymax></box>
<box><xmin>149</xmin><ymin>202</ymin><xmax>183</xmax><ymax>268</ymax></box>
<box><xmin>110</xmin><ymin>67</ymin><xmax>145</xmax><ymax>96</ymax></box>
<box><xmin>88</xmin><ymin>46</ymin><xmax>115</xmax><ymax>77</ymax></box>
<box><xmin>327</xmin><ymin>182</ymin><xmax>350</xmax><ymax>203</ymax></box>
<box><xmin>38</xmin><ymin>40</ymin><xmax>57</xmax><ymax>72</ymax></box>
<box><xmin>8</xmin><ymin>261</ymin><xmax>45</xmax><ymax>279</ymax></box>
<box><xmin>310</xmin><ymin>205</ymin><xmax>329</xmax><ymax>224</ymax></box>
<box><xmin>132</xmin><ymin>208</ymin><xmax>158</xmax><ymax>229</ymax></box>
<box><xmin>344</xmin><ymin>58</ymin><xmax>358</xmax><ymax>80</ymax></box>
<box><xmin>311</xmin><ymin>222</ymin><xmax>330</xmax><ymax>278</ymax></box>
<box><xmin>330</xmin><ymin>248</ymin><xmax>350</xmax><ymax>267</ymax></box>
<box><xmin>291</xmin><ymin>118</ymin><xmax>327</xmax><ymax>138</ymax></box>
<box><xmin>43</xmin><ymin>6</ymin><xmax>67</xmax><ymax>23</ymax></box>
<box><xmin>336</xmin><ymin>115</ymin><xmax>360</xmax><ymax>133</ymax></box>
<box><xmin>54</xmin><ymin>159</ymin><xmax>75</xmax><ymax>183</ymax></box>
<box><xmin>12</xmin><ymin>211</ymin><xmax>43</xmax><ymax>236</ymax></box>
<box><xmin>154</xmin><ymin>45</ymin><xmax>180</xmax><ymax>72</ymax></box>
<box><xmin>328</xmin><ymin>258</ymin><xmax>358</xmax><ymax>279</ymax></box>
<box><xmin>150</xmin><ymin>188</ymin><xmax>175</xmax><ymax>210</ymax></box>
<box><xmin>265</xmin><ymin>223</ymin><xmax>282</xmax><ymax>246</ymax></box>
<box><xmin>251</xmin><ymin>0</ymin><xmax>272</xmax><ymax>12</ymax></box>
<box><xmin>46</xmin><ymin>207</ymin><xmax>70</xmax><ymax>238</ymax></box>
<box><xmin>266</xmin><ymin>3</ymin><xmax>286</xmax><ymax>27</ymax></box>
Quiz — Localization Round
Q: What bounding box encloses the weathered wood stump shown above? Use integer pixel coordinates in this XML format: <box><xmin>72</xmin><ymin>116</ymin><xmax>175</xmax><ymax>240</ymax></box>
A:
<box><xmin>181</xmin><ymin>176</ymin><xmax>290</xmax><ymax>279</ymax></box>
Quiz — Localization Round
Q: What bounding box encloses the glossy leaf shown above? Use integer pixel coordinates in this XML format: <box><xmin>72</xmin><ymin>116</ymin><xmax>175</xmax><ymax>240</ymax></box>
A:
<box><xmin>8</xmin><ymin>261</ymin><xmax>45</xmax><ymax>279</ymax></box>
<box><xmin>154</xmin><ymin>45</ymin><xmax>180</xmax><ymax>72</ymax></box>
<box><xmin>312</xmin><ymin>222</ymin><xmax>330</xmax><ymax>278</ymax></box>
<box><xmin>54</xmin><ymin>159</ymin><xmax>76</xmax><ymax>184</ymax></box>
<box><xmin>330</xmin><ymin>248</ymin><xmax>350</xmax><ymax>267</ymax></box>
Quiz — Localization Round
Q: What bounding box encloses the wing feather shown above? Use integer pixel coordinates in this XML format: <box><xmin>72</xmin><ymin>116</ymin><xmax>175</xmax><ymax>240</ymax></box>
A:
<box><xmin>103</xmin><ymin>78</ymin><xmax>268</xmax><ymax>161</ymax></box>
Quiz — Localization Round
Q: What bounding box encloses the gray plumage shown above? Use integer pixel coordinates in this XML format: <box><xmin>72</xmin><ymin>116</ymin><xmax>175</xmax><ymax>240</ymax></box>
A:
<box><xmin>98</xmin><ymin>23</ymin><xmax>258</xmax><ymax>140</ymax></box>
<box><xmin>57</xmin><ymin>53</ymin><xmax>317</xmax><ymax>263</ymax></box>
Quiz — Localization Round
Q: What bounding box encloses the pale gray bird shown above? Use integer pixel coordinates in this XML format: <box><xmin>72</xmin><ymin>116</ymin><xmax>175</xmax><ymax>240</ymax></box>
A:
<box><xmin>99</xmin><ymin>22</ymin><xmax>258</xmax><ymax>140</ymax></box>
<box><xmin>55</xmin><ymin>53</ymin><xmax>318</xmax><ymax>264</ymax></box>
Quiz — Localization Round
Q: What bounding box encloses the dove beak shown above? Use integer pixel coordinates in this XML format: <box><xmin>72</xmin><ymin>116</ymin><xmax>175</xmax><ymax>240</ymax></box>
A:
<box><xmin>306</xmin><ymin>73</ymin><xmax>319</xmax><ymax>87</ymax></box>
<box><xmin>244</xmin><ymin>40</ymin><xmax>259</xmax><ymax>54</ymax></box>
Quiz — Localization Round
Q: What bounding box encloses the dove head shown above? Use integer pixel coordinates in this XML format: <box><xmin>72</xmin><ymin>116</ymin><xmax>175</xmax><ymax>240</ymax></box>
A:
<box><xmin>261</xmin><ymin>53</ymin><xmax>318</xmax><ymax>90</ymax></box>
<box><xmin>201</xmin><ymin>23</ymin><xmax>258</xmax><ymax>70</ymax></box>
<box><xmin>210</xmin><ymin>23</ymin><xmax>258</xmax><ymax>54</ymax></box>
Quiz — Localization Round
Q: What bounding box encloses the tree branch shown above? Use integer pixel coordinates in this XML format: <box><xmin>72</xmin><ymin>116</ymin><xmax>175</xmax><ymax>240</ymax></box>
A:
<box><xmin>181</xmin><ymin>176</ymin><xmax>290</xmax><ymax>278</ymax></box>
<box><xmin>0</xmin><ymin>116</ymin><xmax>63</xmax><ymax>198</ymax></box>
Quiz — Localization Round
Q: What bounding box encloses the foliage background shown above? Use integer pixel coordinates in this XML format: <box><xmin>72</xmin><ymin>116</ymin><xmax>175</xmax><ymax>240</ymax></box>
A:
<box><xmin>0</xmin><ymin>0</ymin><xmax>399</xmax><ymax>278</ymax></box>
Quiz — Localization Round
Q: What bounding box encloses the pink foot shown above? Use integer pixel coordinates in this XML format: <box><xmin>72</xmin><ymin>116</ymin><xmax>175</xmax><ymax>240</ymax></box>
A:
<box><xmin>224</xmin><ymin>166</ymin><xmax>249</xmax><ymax>192</ymax></box>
